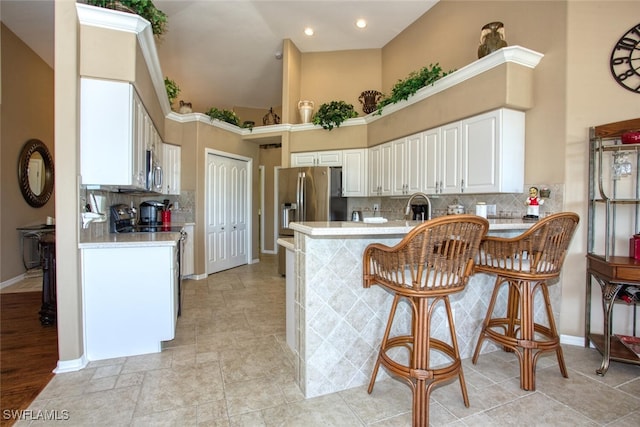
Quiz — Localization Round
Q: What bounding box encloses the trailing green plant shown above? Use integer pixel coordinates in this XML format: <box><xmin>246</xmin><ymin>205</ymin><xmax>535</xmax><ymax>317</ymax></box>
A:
<box><xmin>312</xmin><ymin>100</ymin><xmax>358</xmax><ymax>131</ymax></box>
<box><xmin>164</xmin><ymin>77</ymin><xmax>180</xmax><ymax>107</ymax></box>
<box><xmin>85</xmin><ymin>0</ymin><xmax>168</xmax><ymax>36</ymax></box>
<box><xmin>205</xmin><ymin>107</ymin><xmax>240</xmax><ymax>126</ymax></box>
<box><xmin>375</xmin><ymin>63</ymin><xmax>455</xmax><ymax>115</ymax></box>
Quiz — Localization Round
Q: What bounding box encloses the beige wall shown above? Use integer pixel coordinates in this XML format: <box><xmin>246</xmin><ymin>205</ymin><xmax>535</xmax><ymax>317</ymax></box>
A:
<box><xmin>563</xmin><ymin>1</ymin><xmax>640</xmax><ymax>336</ymax></box>
<box><xmin>1</xmin><ymin>24</ymin><xmax>55</xmax><ymax>282</ymax></box>
<box><xmin>300</xmin><ymin>49</ymin><xmax>382</xmax><ymax>118</ymax></box>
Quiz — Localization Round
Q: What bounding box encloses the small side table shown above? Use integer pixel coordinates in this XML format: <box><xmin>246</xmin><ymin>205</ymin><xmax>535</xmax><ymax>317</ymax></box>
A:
<box><xmin>39</xmin><ymin>233</ymin><xmax>56</xmax><ymax>326</ymax></box>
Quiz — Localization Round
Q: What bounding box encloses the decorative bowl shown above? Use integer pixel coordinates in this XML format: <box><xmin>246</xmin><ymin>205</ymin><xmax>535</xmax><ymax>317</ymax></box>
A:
<box><xmin>621</xmin><ymin>131</ymin><xmax>640</xmax><ymax>144</ymax></box>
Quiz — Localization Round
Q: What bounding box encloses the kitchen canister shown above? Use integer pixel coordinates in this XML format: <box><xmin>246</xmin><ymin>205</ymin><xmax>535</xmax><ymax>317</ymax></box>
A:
<box><xmin>475</xmin><ymin>202</ymin><xmax>488</xmax><ymax>218</ymax></box>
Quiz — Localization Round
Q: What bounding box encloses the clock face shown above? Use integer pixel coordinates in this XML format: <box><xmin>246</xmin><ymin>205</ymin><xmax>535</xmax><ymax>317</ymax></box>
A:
<box><xmin>610</xmin><ymin>23</ymin><xmax>640</xmax><ymax>93</ymax></box>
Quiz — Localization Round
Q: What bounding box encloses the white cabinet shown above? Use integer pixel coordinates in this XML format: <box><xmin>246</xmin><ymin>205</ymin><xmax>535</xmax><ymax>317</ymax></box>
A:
<box><xmin>182</xmin><ymin>224</ymin><xmax>195</xmax><ymax>277</ymax></box>
<box><xmin>392</xmin><ymin>133</ymin><xmax>423</xmax><ymax>196</ymax></box>
<box><xmin>162</xmin><ymin>143</ymin><xmax>181</xmax><ymax>195</ymax></box>
<box><xmin>342</xmin><ymin>149</ymin><xmax>368</xmax><ymax>197</ymax></box>
<box><xmin>417</xmin><ymin>122</ymin><xmax>462</xmax><ymax>194</ymax></box>
<box><xmin>368</xmin><ymin>142</ymin><xmax>393</xmax><ymax>196</ymax></box>
<box><xmin>420</xmin><ymin>108</ymin><xmax>524</xmax><ymax>194</ymax></box>
<box><xmin>80</xmin><ymin>77</ymin><xmax>147</xmax><ymax>189</ymax></box>
<box><xmin>291</xmin><ymin>150</ymin><xmax>342</xmax><ymax>167</ymax></box>
<box><xmin>460</xmin><ymin>108</ymin><xmax>524</xmax><ymax>193</ymax></box>
<box><xmin>82</xmin><ymin>243</ymin><xmax>178</xmax><ymax>361</ymax></box>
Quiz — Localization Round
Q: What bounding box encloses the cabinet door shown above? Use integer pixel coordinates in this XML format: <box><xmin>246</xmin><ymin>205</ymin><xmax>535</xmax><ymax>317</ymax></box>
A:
<box><xmin>462</xmin><ymin>109</ymin><xmax>524</xmax><ymax>193</ymax></box>
<box><xmin>80</xmin><ymin>78</ymin><xmax>138</xmax><ymax>188</ymax></box>
<box><xmin>422</xmin><ymin>127</ymin><xmax>440</xmax><ymax>194</ymax></box>
<box><xmin>291</xmin><ymin>152</ymin><xmax>317</xmax><ymax>167</ymax></box>
<box><xmin>440</xmin><ymin>121</ymin><xmax>463</xmax><ymax>194</ymax></box>
<box><xmin>342</xmin><ymin>149</ymin><xmax>368</xmax><ymax>197</ymax></box>
<box><xmin>317</xmin><ymin>150</ymin><xmax>342</xmax><ymax>166</ymax></box>
<box><xmin>368</xmin><ymin>145</ymin><xmax>381</xmax><ymax>196</ymax></box>
<box><xmin>405</xmin><ymin>133</ymin><xmax>423</xmax><ymax>194</ymax></box>
<box><xmin>162</xmin><ymin>143</ymin><xmax>181</xmax><ymax>195</ymax></box>
<box><xmin>379</xmin><ymin>142</ymin><xmax>393</xmax><ymax>196</ymax></box>
<box><xmin>391</xmin><ymin>138</ymin><xmax>407</xmax><ymax>195</ymax></box>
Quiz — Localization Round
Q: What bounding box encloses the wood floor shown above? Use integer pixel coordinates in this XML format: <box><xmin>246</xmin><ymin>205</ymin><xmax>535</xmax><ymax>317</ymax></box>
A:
<box><xmin>0</xmin><ymin>291</ymin><xmax>58</xmax><ymax>427</ymax></box>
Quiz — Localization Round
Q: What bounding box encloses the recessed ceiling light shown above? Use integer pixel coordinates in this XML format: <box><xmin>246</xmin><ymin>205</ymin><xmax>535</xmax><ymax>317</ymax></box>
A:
<box><xmin>356</xmin><ymin>19</ymin><xmax>367</xmax><ymax>29</ymax></box>
<box><xmin>304</xmin><ymin>27</ymin><xmax>314</xmax><ymax>36</ymax></box>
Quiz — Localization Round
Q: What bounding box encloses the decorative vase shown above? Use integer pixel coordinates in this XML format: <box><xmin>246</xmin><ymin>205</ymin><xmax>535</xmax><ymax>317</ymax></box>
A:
<box><xmin>298</xmin><ymin>100</ymin><xmax>314</xmax><ymax>124</ymax></box>
<box><xmin>262</xmin><ymin>107</ymin><xmax>280</xmax><ymax>125</ymax></box>
<box><xmin>358</xmin><ymin>90</ymin><xmax>382</xmax><ymax>114</ymax></box>
<box><xmin>477</xmin><ymin>22</ymin><xmax>508</xmax><ymax>59</ymax></box>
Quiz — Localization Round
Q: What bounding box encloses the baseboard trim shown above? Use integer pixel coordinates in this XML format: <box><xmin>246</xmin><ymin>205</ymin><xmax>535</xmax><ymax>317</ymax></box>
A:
<box><xmin>561</xmin><ymin>334</ymin><xmax>592</xmax><ymax>347</ymax></box>
<box><xmin>54</xmin><ymin>355</ymin><xmax>88</xmax><ymax>373</ymax></box>
<box><xmin>1</xmin><ymin>273</ymin><xmax>26</xmax><ymax>289</ymax></box>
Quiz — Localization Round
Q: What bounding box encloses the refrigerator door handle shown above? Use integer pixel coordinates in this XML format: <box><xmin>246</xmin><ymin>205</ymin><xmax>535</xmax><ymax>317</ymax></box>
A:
<box><xmin>296</xmin><ymin>172</ymin><xmax>302</xmax><ymax>222</ymax></box>
<box><xmin>299</xmin><ymin>172</ymin><xmax>306</xmax><ymax>222</ymax></box>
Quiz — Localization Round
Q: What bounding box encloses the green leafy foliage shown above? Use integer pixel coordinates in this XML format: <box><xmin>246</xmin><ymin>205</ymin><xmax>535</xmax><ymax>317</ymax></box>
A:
<box><xmin>205</xmin><ymin>108</ymin><xmax>240</xmax><ymax>126</ymax></box>
<box><xmin>164</xmin><ymin>77</ymin><xmax>180</xmax><ymax>107</ymax></box>
<box><xmin>375</xmin><ymin>63</ymin><xmax>455</xmax><ymax>115</ymax></box>
<box><xmin>86</xmin><ymin>0</ymin><xmax>168</xmax><ymax>36</ymax></box>
<box><xmin>312</xmin><ymin>101</ymin><xmax>358</xmax><ymax>131</ymax></box>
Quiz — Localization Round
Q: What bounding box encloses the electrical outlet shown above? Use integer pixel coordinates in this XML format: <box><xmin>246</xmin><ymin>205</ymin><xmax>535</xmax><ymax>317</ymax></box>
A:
<box><xmin>373</xmin><ymin>204</ymin><xmax>379</xmax><ymax>211</ymax></box>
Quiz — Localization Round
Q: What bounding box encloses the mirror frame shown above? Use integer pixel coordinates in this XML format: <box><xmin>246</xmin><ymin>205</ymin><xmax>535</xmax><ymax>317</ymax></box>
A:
<box><xmin>18</xmin><ymin>139</ymin><xmax>54</xmax><ymax>208</ymax></box>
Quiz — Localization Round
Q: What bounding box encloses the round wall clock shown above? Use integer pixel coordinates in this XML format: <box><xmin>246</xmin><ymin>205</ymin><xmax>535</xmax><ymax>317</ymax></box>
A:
<box><xmin>610</xmin><ymin>23</ymin><xmax>640</xmax><ymax>93</ymax></box>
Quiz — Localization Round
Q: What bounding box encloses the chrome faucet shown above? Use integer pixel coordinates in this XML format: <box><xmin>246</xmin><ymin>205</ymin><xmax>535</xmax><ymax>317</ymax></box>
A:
<box><xmin>404</xmin><ymin>192</ymin><xmax>432</xmax><ymax>221</ymax></box>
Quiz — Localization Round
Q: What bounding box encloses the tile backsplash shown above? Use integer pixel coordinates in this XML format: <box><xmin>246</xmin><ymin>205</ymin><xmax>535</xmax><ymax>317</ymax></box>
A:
<box><xmin>79</xmin><ymin>189</ymin><xmax>195</xmax><ymax>241</ymax></box>
<box><xmin>347</xmin><ymin>184</ymin><xmax>565</xmax><ymax>221</ymax></box>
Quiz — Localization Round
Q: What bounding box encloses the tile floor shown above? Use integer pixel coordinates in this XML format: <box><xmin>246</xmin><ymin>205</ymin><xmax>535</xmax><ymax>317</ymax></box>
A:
<box><xmin>6</xmin><ymin>254</ymin><xmax>640</xmax><ymax>426</ymax></box>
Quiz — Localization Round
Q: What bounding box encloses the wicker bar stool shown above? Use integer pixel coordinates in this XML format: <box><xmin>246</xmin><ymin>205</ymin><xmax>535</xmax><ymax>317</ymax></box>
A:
<box><xmin>472</xmin><ymin>212</ymin><xmax>579</xmax><ymax>391</ymax></box>
<box><xmin>363</xmin><ymin>215</ymin><xmax>489</xmax><ymax>427</ymax></box>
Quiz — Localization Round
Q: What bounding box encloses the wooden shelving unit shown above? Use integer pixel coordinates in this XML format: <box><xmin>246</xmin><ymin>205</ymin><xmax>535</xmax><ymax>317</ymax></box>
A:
<box><xmin>585</xmin><ymin>118</ymin><xmax>640</xmax><ymax>375</ymax></box>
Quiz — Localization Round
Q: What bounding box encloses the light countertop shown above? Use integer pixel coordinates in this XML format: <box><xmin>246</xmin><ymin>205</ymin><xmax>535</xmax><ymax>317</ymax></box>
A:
<box><xmin>79</xmin><ymin>231</ymin><xmax>183</xmax><ymax>249</ymax></box>
<box><xmin>289</xmin><ymin>218</ymin><xmax>534</xmax><ymax>237</ymax></box>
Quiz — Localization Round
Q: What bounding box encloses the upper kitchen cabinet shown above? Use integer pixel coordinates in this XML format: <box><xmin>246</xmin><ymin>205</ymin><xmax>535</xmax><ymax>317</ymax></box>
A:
<box><xmin>80</xmin><ymin>77</ymin><xmax>147</xmax><ymax>190</ymax></box>
<box><xmin>419</xmin><ymin>109</ymin><xmax>524</xmax><ymax>194</ymax></box>
<box><xmin>162</xmin><ymin>143</ymin><xmax>181</xmax><ymax>195</ymax></box>
<box><xmin>369</xmin><ymin>142</ymin><xmax>393</xmax><ymax>197</ymax></box>
<box><xmin>291</xmin><ymin>150</ymin><xmax>342</xmax><ymax>167</ymax></box>
<box><xmin>392</xmin><ymin>133</ymin><xmax>423</xmax><ymax>196</ymax></box>
<box><xmin>420</xmin><ymin>122</ymin><xmax>462</xmax><ymax>195</ymax></box>
<box><xmin>460</xmin><ymin>108</ymin><xmax>524</xmax><ymax>194</ymax></box>
<box><xmin>342</xmin><ymin>149</ymin><xmax>368</xmax><ymax>197</ymax></box>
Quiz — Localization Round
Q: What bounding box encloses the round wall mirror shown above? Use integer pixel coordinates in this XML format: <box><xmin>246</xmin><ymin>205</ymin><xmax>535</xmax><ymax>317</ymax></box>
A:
<box><xmin>18</xmin><ymin>139</ymin><xmax>54</xmax><ymax>208</ymax></box>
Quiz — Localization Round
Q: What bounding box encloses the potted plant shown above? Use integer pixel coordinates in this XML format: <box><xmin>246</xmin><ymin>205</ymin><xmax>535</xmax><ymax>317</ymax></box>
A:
<box><xmin>164</xmin><ymin>77</ymin><xmax>180</xmax><ymax>108</ymax></box>
<box><xmin>84</xmin><ymin>0</ymin><xmax>168</xmax><ymax>36</ymax></box>
<box><xmin>375</xmin><ymin>63</ymin><xmax>454</xmax><ymax>115</ymax></box>
<box><xmin>205</xmin><ymin>107</ymin><xmax>240</xmax><ymax>126</ymax></box>
<box><xmin>312</xmin><ymin>100</ymin><xmax>358</xmax><ymax>131</ymax></box>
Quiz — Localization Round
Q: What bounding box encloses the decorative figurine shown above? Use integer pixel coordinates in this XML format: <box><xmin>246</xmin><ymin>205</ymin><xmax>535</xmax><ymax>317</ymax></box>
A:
<box><xmin>263</xmin><ymin>107</ymin><xmax>281</xmax><ymax>125</ymax></box>
<box><xmin>524</xmin><ymin>186</ymin><xmax>544</xmax><ymax>219</ymax></box>
<box><xmin>178</xmin><ymin>100</ymin><xmax>192</xmax><ymax>114</ymax></box>
<box><xmin>478</xmin><ymin>21</ymin><xmax>508</xmax><ymax>59</ymax></box>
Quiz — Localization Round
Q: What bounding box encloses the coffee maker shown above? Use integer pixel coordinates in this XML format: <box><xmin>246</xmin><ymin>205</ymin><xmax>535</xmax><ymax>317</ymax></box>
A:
<box><xmin>411</xmin><ymin>204</ymin><xmax>429</xmax><ymax>221</ymax></box>
<box><xmin>139</xmin><ymin>200</ymin><xmax>164</xmax><ymax>226</ymax></box>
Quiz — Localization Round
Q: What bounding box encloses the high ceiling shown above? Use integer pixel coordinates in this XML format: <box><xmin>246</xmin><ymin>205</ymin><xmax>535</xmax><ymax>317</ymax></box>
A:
<box><xmin>1</xmin><ymin>0</ymin><xmax>438</xmax><ymax>112</ymax></box>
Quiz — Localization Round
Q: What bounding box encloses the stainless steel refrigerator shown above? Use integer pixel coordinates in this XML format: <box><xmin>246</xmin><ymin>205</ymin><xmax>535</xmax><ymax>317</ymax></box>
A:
<box><xmin>277</xmin><ymin>166</ymin><xmax>347</xmax><ymax>275</ymax></box>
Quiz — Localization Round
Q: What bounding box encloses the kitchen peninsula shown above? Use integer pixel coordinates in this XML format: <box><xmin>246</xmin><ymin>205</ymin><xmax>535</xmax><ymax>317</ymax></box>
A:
<box><xmin>286</xmin><ymin>219</ymin><xmax>534</xmax><ymax>398</ymax></box>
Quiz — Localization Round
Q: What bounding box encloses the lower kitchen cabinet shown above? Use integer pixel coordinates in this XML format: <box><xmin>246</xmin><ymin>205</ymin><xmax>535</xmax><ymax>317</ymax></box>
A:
<box><xmin>82</xmin><ymin>243</ymin><xmax>178</xmax><ymax>361</ymax></box>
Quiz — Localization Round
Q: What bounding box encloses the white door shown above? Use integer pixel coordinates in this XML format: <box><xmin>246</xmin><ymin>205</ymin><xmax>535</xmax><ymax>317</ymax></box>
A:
<box><xmin>207</xmin><ymin>153</ymin><xmax>249</xmax><ymax>273</ymax></box>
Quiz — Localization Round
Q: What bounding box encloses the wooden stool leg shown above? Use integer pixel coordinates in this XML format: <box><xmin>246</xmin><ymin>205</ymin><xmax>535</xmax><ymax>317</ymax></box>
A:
<box><xmin>368</xmin><ymin>294</ymin><xmax>401</xmax><ymax>394</ymax></box>
<box><xmin>472</xmin><ymin>276</ymin><xmax>502</xmax><ymax>364</ymax></box>
<box><xmin>520</xmin><ymin>280</ymin><xmax>535</xmax><ymax>391</ymax></box>
<box><xmin>541</xmin><ymin>282</ymin><xmax>568</xmax><ymax>378</ymax></box>
<box><xmin>412</xmin><ymin>297</ymin><xmax>430</xmax><ymax>427</ymax></box>
<box><xmin>444</xmin><ymin>296</ymin><xmax>469</xmax><ymax>407</ymax></box>
<box><xmin>504</xmin><ymin>281</ymin><xmax>520</xmax><ymax>352</ymax></box>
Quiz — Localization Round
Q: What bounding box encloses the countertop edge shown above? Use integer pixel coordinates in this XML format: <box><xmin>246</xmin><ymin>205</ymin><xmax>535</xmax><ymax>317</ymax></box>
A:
<box><xmin>290</xmin><ymin>219</ymin><xmax>534</xmax><ymax>237</ymax></box>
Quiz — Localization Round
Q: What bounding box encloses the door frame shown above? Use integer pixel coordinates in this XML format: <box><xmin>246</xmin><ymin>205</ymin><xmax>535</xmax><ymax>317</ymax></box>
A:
<box><xmin>204</xmin><ymin>148</ymin><xmax>253</xmax><ymax>272</ymax></box>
